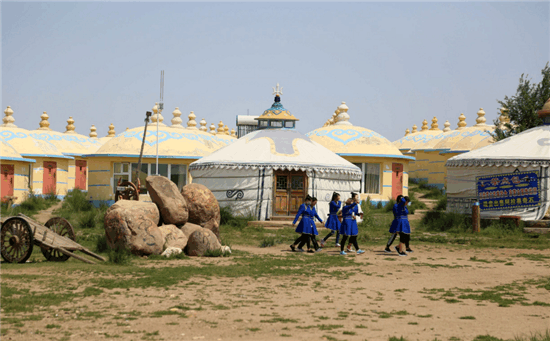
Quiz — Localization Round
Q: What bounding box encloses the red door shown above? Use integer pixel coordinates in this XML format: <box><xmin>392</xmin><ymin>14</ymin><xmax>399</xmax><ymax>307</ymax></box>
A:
<box><xmin>1</xmin><ymin>165</ymin><xmax>14</xmax><ymax>202</ymax></box>
<box><xmin>392</xmin><ymin>163</ymin><xmax>403</xmax><ymax>199</ymax></box>
<box><xmin>75</xmin><ymin>160</ymin><xmax>87</xmax><ymax>190</ymax></box>
<box><xmin>43</xmin><ymin>161</ymin><xmax>57</xmax><ymax>195</ymax></box>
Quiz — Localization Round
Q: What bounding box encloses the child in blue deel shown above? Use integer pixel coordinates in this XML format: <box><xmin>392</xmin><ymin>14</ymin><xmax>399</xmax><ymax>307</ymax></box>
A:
<box><xmin>384</xmin><ymin>195</ymin><xmax>403</xmax><ymax>253</ymax></box>
<box><xmin>290</xmin><ymin>195</ymin><xmax>315</xmax><ymax>253</ymax></box>
<box><xmin>390</xmin><ymin>196</ymin><xmax>413</xmax><ymax>256</ymax></box>
<box><xmin>339</xmin><ymin>196</ymin><xmax>365</xmax><ymax>255</ymax></box>
<box><xmin>308</xmin><ymin>197</ymin><xmax>324</xmax><ymax>251</ymax></box>
<box><xmin>320</xmin><ymin>192</ymin><xmax>342</xmax><ymax>247</ymax></box>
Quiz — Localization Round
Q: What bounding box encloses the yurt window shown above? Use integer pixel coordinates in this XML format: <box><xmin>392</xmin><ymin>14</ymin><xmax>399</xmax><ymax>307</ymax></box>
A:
<box><xmin>270</xmin><ymin>121</ymin><xmax>283</xmax><ymax>128</ymax></box>
<box><xmin>131</xmin><ymin>163</ymin><xmax>149</xmax><ymax>194</ymax></box>
<box><xmin>260</xmin><ymin>121</ymin><xmax>268</xmax><ymax>127</ymax></box>
<box><xmin>364</xmin><ymin>163</ymin><xmax>381</xmax><ymax>194</ymax></box>
<box><xmin>284</xmin><ymin>121</ymin><xmax>294</xmax><ymax>128</ymax></box>
<box><xmin>151</xmin><ymin>164</ymin><xmax>168</xmax><ymax>177</ymax></box>
<box><xmin>170</xmin><ymin>165</ymin><xmax>187</xmax><ymax>190</ymax></box>
<box><xmin>113</xmin><ymin>162</ymin><xmax>131</xmax><ymax>191</ymax></box>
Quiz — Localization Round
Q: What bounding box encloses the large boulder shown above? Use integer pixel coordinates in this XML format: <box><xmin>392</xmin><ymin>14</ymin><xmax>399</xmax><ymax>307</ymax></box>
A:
<box><xmin>158</xmin><ymin>224</ymin><xmax>188</xmax><ymax>250</ymax></box>
<box><xmin>186</xmin><ymin>228</ymin><xmax>222</xmax><ymax>257</ymax></box>
<box><xmin>180</xmin><ymin>222</ymin><xmax>203</xmax><ymax>238</ymax></box>
<box><xmin>146</xmin><ymin>176</ymin><xmax>189</xmax><ymax>226</ymax></box>
<box><xmin>180</xmin><ymin>183</ymin><xmax>221</xmax><ymax>241</ymax></box>
<box><xmin>104</xmin><ymin>200</ymin><xmax>163</xmax><ymax>255</ymax></box>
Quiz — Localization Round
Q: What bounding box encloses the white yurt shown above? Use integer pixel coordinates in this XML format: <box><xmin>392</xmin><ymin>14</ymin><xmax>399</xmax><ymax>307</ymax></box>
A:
<box><xmin>445</xmin><ymin>99</ymin><xmax>550</xmax><ymax>220</ymax></box>
<box><xmin>189</xmin><ymin>91</ymin><xmax>362</xmax><ymax>221</ymax></box>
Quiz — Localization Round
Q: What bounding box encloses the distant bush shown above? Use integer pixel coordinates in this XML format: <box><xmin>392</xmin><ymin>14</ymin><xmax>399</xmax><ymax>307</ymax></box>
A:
<box><xmin>96</xmin><ymin>234</ymin><xmax>109</xmax><ymax>253</ymax></box>
<box><xmin>220</xmin><ymin>206</ymin><xmax>254</xmax><ymax>229</ymax></box>
<box><xmin>435</xmin><ymin>196</ymin><xmax>447</xmax><ymax>211</ymax></box>
<box><xmin>1</xmin><ymin>191</ymin><xmax>60</xmax><ymax>217</ymax></box>
<box><xmin>108</xmin><ymin>247</ymin><xmax>132</xmax><ymax>265</ymax></box>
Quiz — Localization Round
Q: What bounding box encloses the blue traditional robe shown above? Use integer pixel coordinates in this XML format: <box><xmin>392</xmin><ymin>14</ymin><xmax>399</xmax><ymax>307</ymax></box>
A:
<box><xmin>325</xmin><ymin>200</ymin><xmax>341</xmax><ymax>231</ymax></box>
<box><xmin>293</xmin><ymin>203</ymin><xmax>314</xmax><ymax>235</ymax></box>
<box><xmin>309</xmin><ymin>206</ymin><xmax>323</xmax><ymax>236</ymax></box>
<box><xmin>389</xmin><ymin>198</ymin><xmax>411</xmax><ymax>234</ymax></box>
<box><xmin>339</xmin><ymin>202</ymin><xmax>359</xmax><ymax>236</ymax></box>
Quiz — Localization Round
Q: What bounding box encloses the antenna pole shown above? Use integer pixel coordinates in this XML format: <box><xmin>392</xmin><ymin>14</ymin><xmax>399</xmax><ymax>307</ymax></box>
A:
<box><xmin>156</xmin><ymin>70</ymin><xmax>164</xmax><ymax>175</ymax></box>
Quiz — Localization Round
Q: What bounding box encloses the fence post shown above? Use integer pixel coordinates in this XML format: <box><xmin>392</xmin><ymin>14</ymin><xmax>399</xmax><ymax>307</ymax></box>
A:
<box><xmin>472</xmin><ymin>202</ymin><xmax>480</xmax><ymax>233</ymax></box>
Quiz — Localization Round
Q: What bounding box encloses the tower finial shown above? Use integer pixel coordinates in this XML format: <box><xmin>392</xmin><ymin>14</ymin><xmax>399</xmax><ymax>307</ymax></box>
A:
<box><xmin>475</xmin><ymin>108</ymin><xmax>487</xmax><ymax>126</ymax></box>
<box><xmin>151</xmin><ymin>102</ymin><xmax>164</xmax><ymax>124</ymax></box>
<box><xmin>421</xmin><ymin>119</ymin><xmax>428</xmax><ymax>131</ymax></box>
<box><xmin>457</xmin><ymin>113</ymin><xmax>467</xmax><ymax>129</ymax></box>
<box><xmin>443</xmin><ymin>120</ymin><xmax>451</xmax><ymax>132</ymax></box>
<box><xmin>89</xmin><ymin>125</ymin><xmax>98</xmax><ymax>138</ymax></box>
<box><xmin>231</xmin><ymin>128</ymin><xmax>237</xmax><ymax>137</ymax></box>
<box><xmin>405</xmin><ymin>128</ymin><xmax>410</xmax><ymax>136</ymax></box>
<box><xmin>411</xmin><ymin>124</ymin><xmax>418</xmax><ymax>133</ymax></box>
<box><xmin>199</xmin><ymin>118</ymin><xmax>208</xmax><ymax>132</ymax></box>
<box><xmin>65</xmin><ymin>116</ymin><xmax>76</xmax><ymax>134</ymax></box>
<box><xmin>335</xmin><ymin>102</ymin><xmax>352</xmax><ymax>126</ymax></box>
<box><xmin>171</xmin><ymin>107</ymin><xmax>183</xmax><ymax>129</ymax></box>
<box><xmin>37</xmin><ymin>111</ymin><xmax>51</xmax><ymax>130</ymax></box>
<box><xmin>2</xmin><ymin>106</ymin><xmax>16</xmax><ymax>127</ymax></box>
<box><xmin>224</xmin><ymin>125</ymin><xmax>229</xmax><ymax>135</ymax></box>
<box><xmin>107</xmin><ymin>123</ymin><xmax>116</xmax><ymax>137</ymax></box>
<box><xmin>209</xmin><ymin>123</ymin><xmax>217</xmax><ymax>135</ymax></box>
<box><xmin>272</xmin><ymin>83</ymin><xmax>283</xmax><ymax>97</ymax></box>
<box><xmin>187</xmin><ymin>111</ymin><xmax>198</xmax><ymax>130</ymax></box>
<box><xmin>217</xmin><ymin>121</ymin><xmax>225</xmax><ymax>134</ymax></box>
<box><xmin>430</xmin><ymin>116</ymin><xmax>440</xmax><ymax>130</ymax></box>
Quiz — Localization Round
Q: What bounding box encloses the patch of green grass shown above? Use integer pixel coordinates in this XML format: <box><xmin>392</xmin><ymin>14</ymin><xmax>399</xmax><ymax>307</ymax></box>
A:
<box><xmin>473</xmin><ymin>335</ymin><xmax>505</xmax><ymax>341</ymax></box>
<box><xmin>322</xmin><ymin>335</ymin><xmax>340</xmax><ymax>341</ymax></box>
<box><xmin>514</xmin><ymin>330</ymin><xmax>550</xmax><ymax>341</ymax></box>
<box><xmin>318</xmin><ymin>324</ymin><xmax>344</xmax><ymax>331</ymax></box>
<box><xmin>469</xmin><ymin>256</ymin><xmax>491</xmax><ymax>263</ymax></box>
<box><xmin>408</xmin><ymin>322</ymin><xmax>418</xmax><ymax>325</ymax></box>
<box><xmin>260</xmin><ymin>236</ymin><xmax>285</xmax><ymax>248</ymax></box>
<box><xmin>260</xmin><ymin>318</ymin><xmax>298</xmax><ymax>323</ymax></box>
<box><xmin>150</xmin><ymin>310</ymin><xmax>187</xmax><ymax>318</ymax></box>
<box><xmin>515</xmin><ymin>254</ymin><xmax>550</xmax><ymax>262</ymax></box>
<box><xmin>248</xmin><ymin>328</ymin><xmax>260</xmax><ymax>332</ymax></box>
<box><xmin>459</xmin><ymin>316</ymin><xmax>476</xmax><ymax>320</ymax></box>
<box><xmin>355</xmin><ymin>324</ymin><xmax>368</xmax><ymax>328</ymax></box>
<box><xmin>343</xmin><ymin>331</ymin><xmax>356</xmax><ymax>335</ymax></box>
<box><xmin>46</xmin><ymin>324</ymin><xmax>61</xmax><ymax>329</ymax></box>
<box><xmin>417</xmin><ymin>314</ymin><xmax>432</xmax><ymax>318</ymax></box>
<box><xmin>108</xmin><ymin>247</ymin><xmax>133</xmax><ymax>265</ymax></box>
<box><xmin>280</xmin><ymin>334</ymin><xmax>292</xmax><ymax>337</ymax></box>
<box><xmin>389</xmin><ymin>337</ymin><xmax>408</xmax><ymax>341</ymax></box>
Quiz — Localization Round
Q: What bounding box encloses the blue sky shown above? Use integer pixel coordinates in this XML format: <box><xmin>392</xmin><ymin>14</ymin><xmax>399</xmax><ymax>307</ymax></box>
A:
<box><xmin>2</xmin><ymin>2</ymin><xmax>548</xmax><ymax>142</ymax></box>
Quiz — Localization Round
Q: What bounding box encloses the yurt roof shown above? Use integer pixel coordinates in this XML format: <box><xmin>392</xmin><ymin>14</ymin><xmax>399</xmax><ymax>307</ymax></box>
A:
<box><xmin>432</xmin><ymin>109</ymin><xmax>495</xmax><ymax>152</ymax></box>
<box><xmin>393</xmin><ymin>118</ymin><xmax>443</xmax><ymax>152</ymax></box>
<box><xmin>1</xmin><ymin>106</ymin><xmax>72</xmax><ymax>159</ymax></box>
<box><xmin>189</xmin><ymin>128</ymin><xmax>362</xmax><ymax>177</ymax></box>
<box><xmin>407</xmin><ymin>117</ymin><xmax>445</xmax><ymax>151</ymax></box>
<box><xmin>446</xmin><ymin>125</ymin><xmax>550</xmax><ymax>168</ymax></box>
<box><xmin>0</xmin><ymin>138</ymin><xmax>36</xmax><ymax>163</ymax></box>
<box><xmin>86</xmin><ymin>108</ymin><xmax>233</xmax><ymax>159</ymax></box>
<box><xmin>307</xmin><ymin>102</ymin><xmax>413</xmax><ymax>160</ymax></box>
<box><xmin>29</xmin><ymin>113</ymin><xmax>103</xmax><ymax>156</ymax></box>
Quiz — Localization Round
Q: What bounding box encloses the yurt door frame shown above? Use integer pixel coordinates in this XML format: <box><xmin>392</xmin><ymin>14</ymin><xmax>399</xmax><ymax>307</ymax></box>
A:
<box><xmin>1</xmin><ymin>164</ymin><xmax>14</xmax><ymax>202</ymax></box>
<box><xmin>392</xmin><ymin>163</ymin><xmax>403</xmax><ymax>199</ymax></box>
<box><xmin>273</xmin><ymin>170</ymin><xmax>308</xmax><ymax>216</ymax></box>
<box><xmin>43</xmin><ymin>161</ymin><xmax>57</xmax><ymax>195</ymax></box>
<box><xmin>75</xmin><ymin>160</ymin><xmax>87</xmax><ymax>190</ymax></box>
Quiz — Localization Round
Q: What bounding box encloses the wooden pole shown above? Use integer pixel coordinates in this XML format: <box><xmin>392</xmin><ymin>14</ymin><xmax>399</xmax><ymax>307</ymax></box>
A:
<box><xmin>472</xmin><ymin>202</ymin><xmax>480</xmax><ymax>233</ymax></box>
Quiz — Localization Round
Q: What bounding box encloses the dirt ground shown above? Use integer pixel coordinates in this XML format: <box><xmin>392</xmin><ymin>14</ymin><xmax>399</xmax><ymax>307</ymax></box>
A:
<box><xmin>2</xmin><ymin>244</ymin><xmax>550</xmax><ymax>341</ymax></box>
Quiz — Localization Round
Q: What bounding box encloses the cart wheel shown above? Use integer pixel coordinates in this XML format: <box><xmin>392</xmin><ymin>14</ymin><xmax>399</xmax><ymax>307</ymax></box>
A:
<box><xmin>115</xmin><ymin>180</ymin><xmax>139</xmax><ymax>202</ymax></box>
<box><xmin>41</xmin><ymin>217</ymin><xmax>75</xmax><ymax>262</ymax></box>
<box><xmin>1</xmin><ymin>217</ymin><xmax>34</xmax><ymax>263</ymax></box>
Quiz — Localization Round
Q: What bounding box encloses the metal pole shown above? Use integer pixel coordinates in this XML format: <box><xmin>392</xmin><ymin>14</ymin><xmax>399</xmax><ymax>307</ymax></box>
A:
<box><xmin>472</xmin><ymin>202</ymin><xmax>480</xmax><ymax>233</ymax></box>
<box><xmin>156</xmin><ymin>108</ymin><xmax>159</xmax><ymax>175</ymax></box>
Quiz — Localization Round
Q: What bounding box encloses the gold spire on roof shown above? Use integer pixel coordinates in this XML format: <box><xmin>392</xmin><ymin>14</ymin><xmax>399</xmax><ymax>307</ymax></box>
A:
<box><xmin>37</xmin><ymin>111</ymin><xmax>51</xmax><ymax>130</ymax></box>
<box><xmin>272</xmin><ymin>83</ymin><xmax>283</xmax><ymax>97</ymax></box>
<box><xmin>171</xmin><ymin>107</ymin><xmax>183</xmax><ymax>129</ymax></box>
<box><xmin>224</xmin><ymin>125</ymin><xmax>229</xmax><ymax>135</ymax></box>
<box><xmin>199</xmin><ymin>118</ymin><xmax>208</xmax><ymax>132</ymax></box>
<box><xmin>443</xmin><ymin>120</ymin><xmax>451</xmax><ymax>132</ymax></box>
<box><xmin>475</xmin><ymin>108</ymin><xmax>487</xmax><ymax>126</ymax></box>
<box><xmin>2</xmin><ymin>106</ymin><xmax>16</xmax><ymax>127</ymax></box>
<box><xmin>499</xmin><ymin>107</ymin><xmax>510</xmax><ymax>128</ymax></box>
<box><xmin>411</xmin><ymin>124</ymin><xmax>418</xmax><ymax>133</ymax></box>
<box><xmin>187</xmin><ymin>111</ymin><xmax>197</xmax><ymax>130</ymax></box>
<box><xmin>151</xmin><ymin>102</ymin><xmax>164</xmax><ymax>124</ymax></box>
<box><xmin>405</xmin><ymin>128</ymin><xmax>410</xmax><ymax>136</ymax></box>
<box><xmin>107</xmin><ymin>123</ymin><xmax>116</xmax><ymax>137</ymax></box>
<box><xmin>217</xmin><ymin>121</ymin><xmax>225</xmax><ymax>134</ymax></box>
<box><xmin>457</xmin><ymin>113</ymin><xmax>467</xmax><ymax>130</ymax></box>
<box><xmin>430</xmin><ymin>117</ymin><xmax>440</xmax><ymax>130</ymax></box>
<box><xmin>421</xmin><ymin>119</ymin><xmax>428</xmax><ymax>131</ymax></box>
<box><xmin>335</xmin><ymin>102</ymin><xmax>352</xmax><ymax>126</ymax></box>
<box><xmin>89</xmin><ymin>125</ymin><xmax>98</xmax><ymax>138</ymax></box>
<box><xmin>65</xmin><ymin>117</ymin><xmax>76</xmax><ymax>134</ymax></box>
<box><xmin>231</xmin><ymin>128</ymin><xmax>237</xmax><ymax>137</ymax></box>
<box><xmin>209</xmin><ymin>123</ymin><xmax>217</xmax><ymax>134</ymax></box>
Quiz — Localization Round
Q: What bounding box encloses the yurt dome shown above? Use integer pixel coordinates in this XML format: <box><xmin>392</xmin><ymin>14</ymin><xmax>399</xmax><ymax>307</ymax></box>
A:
<box><xmin>393</xmin><ymin>118</ymin><xmax>442</xmax><ymax>153</ymax></box>
<box><xmin>445</xmin><ymin>99</ymin><xmax>550</xmax><ymax>221</ymax></box>
<box><xmin>89</xmin><ymin>107</ymin><xmax>232</xmax><ymax>159</ymax></box>
<box><xmin>0</xmin><ymin>107</ymin><xmax>70</xmax><ymax>159</ymax></box>
<box><xmin>307</xmin><ymin>102</ymin><xmax>413</xmax><ymax>160</ymax></box>
<box><xmin>29</xmin><ymin>112</ymin><xmax>103</xmax><ymax>156</ymax></box>
<box><xmin>0</xmin><ymin>137</ymin><xmax>35</xmax><ymax>163</ymax></box>
<box><xmin>408</xmin><ymin>117</ymin><xmax>444</xmax><ymax>152</ymax></box>
<box><xmin>189</xmin><ymin>89</ymin><xmax>362</xmax><ymax>220</ymax></box>
<box><xmin>434</xmin><ymin>109</ymin><xmax>495</xmax><ymax>153</ymax></box>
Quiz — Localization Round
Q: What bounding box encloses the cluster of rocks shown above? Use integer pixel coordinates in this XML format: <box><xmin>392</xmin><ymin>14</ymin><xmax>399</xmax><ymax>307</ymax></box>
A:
<box><xmin>104</xmin><ymin>176</ymin><xmax>229</xmax><ymax>257</ymax></box>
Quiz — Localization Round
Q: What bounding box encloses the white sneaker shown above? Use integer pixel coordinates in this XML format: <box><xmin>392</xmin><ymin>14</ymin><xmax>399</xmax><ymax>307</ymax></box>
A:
<box><xmin>335</xmin><ymin>243</ymin><xmax>341</xmax><ymax>247</ymax></box>
<box><xmin>346</xmin><ymin>248</ymin><xmax>355</xmax><ymax>253</ymax></box>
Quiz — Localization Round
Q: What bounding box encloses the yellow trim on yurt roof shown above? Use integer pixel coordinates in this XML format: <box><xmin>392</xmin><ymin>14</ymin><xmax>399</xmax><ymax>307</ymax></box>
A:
<box><xmin>307</xmin><ymin>102</ymin><xmax>413</xmax><ymax>160</ymax></box>
<box><xmin>433</xmin><ymin>108</ymin><xmax>495</xmax><ymax>152</ymax></box>
<box><xmin>393</xmin><ymin>118</ymin><xmax>442</xmax><ymax>152</ymax></box>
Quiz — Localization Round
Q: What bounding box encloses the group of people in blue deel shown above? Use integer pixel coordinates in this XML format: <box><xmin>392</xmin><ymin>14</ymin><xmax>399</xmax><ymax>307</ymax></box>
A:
<box><xmin>289</xmin><ymin>192</ymin><xmax>413</xmax><ymax>256</ymax></box>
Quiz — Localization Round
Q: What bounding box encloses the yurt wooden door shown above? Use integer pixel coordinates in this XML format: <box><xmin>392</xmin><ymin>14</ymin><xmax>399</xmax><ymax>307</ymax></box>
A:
<box><xmin>392</xmin><ymin>163</ymin><xmax>403</xmax><ymax>199</ymax></box>
<box><xmin>75</xmin><ymin>160</ymin><xmax>87</xmax><ymax>190</ymax></box>
<box><xmin>43</xmin><ymin>161</ymin><xmax>57</xmax><ymax>195</ymax></box>
<box><xmin>274</xmin><ymin>171</ymin><xmax>307</xmax><ymax>216</ymax></box>
<box><xmin>1</xmin><ymin>165</ymin><xmax>14</xmax><ymax>202</ymax></box>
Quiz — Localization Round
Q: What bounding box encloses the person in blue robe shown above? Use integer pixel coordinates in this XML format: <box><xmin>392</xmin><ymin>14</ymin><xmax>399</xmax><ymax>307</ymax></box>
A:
<box><xmin>384</xmin><ymin>195</ymin><xmax>403</xmax><ymax>253</ymax></box>
<box><xmin>290</xmin><ymin>195</ymin><xmax>315</xmax><ymax>253</ymax></box>
<box><xmin>339</xmin><ymin>197</ymin><xmax>365</xmax><ymax>255</ymax></box>
<box><xmin>389</xmin><ymin>196</ymin><xmax>412</xmax><ymax>256</ymax></box>
<box><xmin>320</xmin><ymin>192</ymin><xmax>341</xmax><ymax>247</ymax></box>
<box><xmin>308</xmin><ymin>197</ymin><xmax>323</xmax><ymax>251</ymax></box>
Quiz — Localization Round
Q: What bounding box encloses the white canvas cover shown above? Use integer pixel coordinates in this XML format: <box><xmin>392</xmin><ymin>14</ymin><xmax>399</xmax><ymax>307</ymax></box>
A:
<box><xmin>446</xmin><ymin>125</ymin><xmax>550</xmax><ymax>220</ymax></box>
<box><xmin>190</xmin><ymin>129</ymin><xmax>362</xmax><ymax>220</ymax></box>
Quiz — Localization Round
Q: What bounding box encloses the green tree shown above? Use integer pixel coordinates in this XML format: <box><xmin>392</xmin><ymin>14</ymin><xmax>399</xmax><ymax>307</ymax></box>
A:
<box><xmin>492</xmin><ymin>62</ymin><xmax>550</xmax><ymax>141</ymax></box>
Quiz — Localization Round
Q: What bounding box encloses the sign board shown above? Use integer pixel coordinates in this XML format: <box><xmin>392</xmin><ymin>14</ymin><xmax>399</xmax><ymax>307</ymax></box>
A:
<box><xmin>476</xmin><ymin>171</ymin><xmax>540</xmax><ymax>211</ymax></box>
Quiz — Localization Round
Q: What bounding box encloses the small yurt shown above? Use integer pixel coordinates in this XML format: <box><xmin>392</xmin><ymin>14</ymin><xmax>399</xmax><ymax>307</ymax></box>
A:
<box><xmin>0</xmin><ymin>106</ymin><xmax>73</xmax><ymax>201</ymax></box>
<box><xmin>189</xmin><ymin>92</ymin><xmax>362</xmax><ymax>220</ymax></box>
<box><xmin>0</xmin><ymin>138</ymin><xmax>35</xmax><ymax>203</ymax></box>
<box><xmin>84</xmin><ymin>105</ymin><xmax>236</xmax><ymax>206</ymax></box>
<box><xmin>307</xmin><ymin>102</ymin><xmax>414</xmax><ymax>205</ymax></box>
<box><xmin>445</xmin><ymin>99</ymin><xmax>550</xmax><ymax>220</ymax></box>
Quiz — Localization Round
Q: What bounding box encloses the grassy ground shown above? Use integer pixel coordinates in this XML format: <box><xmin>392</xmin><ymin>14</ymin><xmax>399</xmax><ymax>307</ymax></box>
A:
<box><xmin>0</xmin><ymin>192</ymin><xmax>59</xmax><ymax>218</ymax></box>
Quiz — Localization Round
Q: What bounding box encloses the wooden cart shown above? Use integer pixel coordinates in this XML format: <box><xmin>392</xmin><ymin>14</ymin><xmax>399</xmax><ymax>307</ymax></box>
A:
<box><xmin>0</xmin><ymin>213</ymin><xmax>106</xmax><ymax>264</ymax></box>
